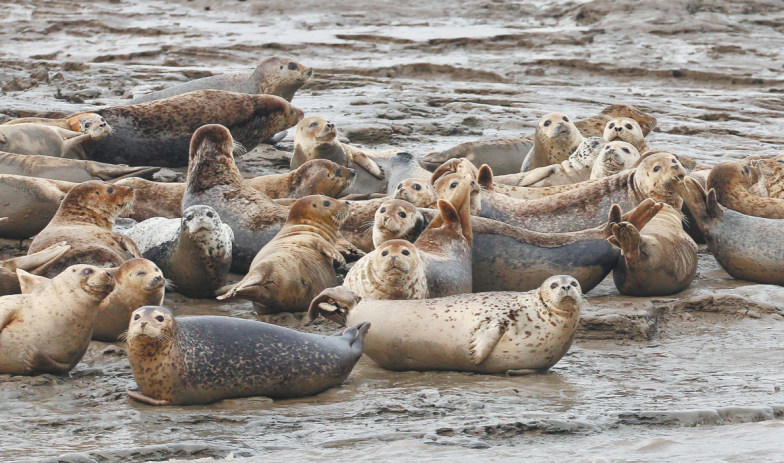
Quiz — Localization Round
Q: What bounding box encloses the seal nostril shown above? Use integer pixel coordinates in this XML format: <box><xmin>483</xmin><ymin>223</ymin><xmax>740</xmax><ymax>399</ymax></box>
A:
<box><xmin>615</xmin><ymin>127</ymin><xmax>622</xmax><ymax>132</ymax></box>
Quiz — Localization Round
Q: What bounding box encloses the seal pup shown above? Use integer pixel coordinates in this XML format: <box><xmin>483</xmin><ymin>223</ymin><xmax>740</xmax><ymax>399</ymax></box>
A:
<box><xmin>385</xmin><ymin>152</ymin><xmax>432</xmax><ymax>196</ymax></box>
<box><xmin>494</xmin><ymin>137</ymin><xmax>604</xmax><ymax>187</ymax></box>
<box><xmin>28</xmin><ymin>180</ymin><xmax>141</xmax><ymax>277</ymax></box>
<box><xmin>0</xmin><ymin>243</ymin><xmax>70</xmax><ymax>296</ymax></box>
<box><xmin>609</xmin><ymin>204</ymin><xmax>697</xmax><ymax>296</ymax></box>
<box><xmin>86</xmin><ymin>90</ymin><xmax>304</xmax><ymax>167</ymax></box>
<box><xmin>124</xmin><ymin>205</ymin><xmax>233</xmax><ymax>298</ymax></box>
<box><xmin>603</xmin><ymin>118</ymin><xmax>649</xmax><ymax>153</ymax></box>
<box><xmin>393</xmin><ymin>178</ymin><xmax>439</xmax><ymax>208</ymax></box>
<box><xmin>590</xmin><ymin>141</ymin><xmax>640</xmax><ymax>179</ymax></box>
<box><xmin>0</xmin><ymin>264</ymin><xmax>114</xmax><ymax>375</ymax></box>
<box><xmin>216</xmin><ymin>195</ymin><xmax>349</xmax><ymax>313</ymax></box>
<box><xmin>309</xmin><ymin>275</ymin><xmax>584</xmax><ymax>374</ymax></box>
<box><xmin>677</xmin><ymin>176</ymin><xmax>784</xmax><ymax>285</ymax></box>
<box><xmin>246</xmin><ymin>159</ymin><xmax>356</xmax><ymax>199</ymax></box>
<box><xmin>757</xmin><ymin>155</ymin><xmax>784</xmax><ymax>199</ymax></box>
<box><xmin>0</xmin><ymin>151</ymin><xmax>159</xmax><ymax>183</ymax></box>
<box><xmin>520</xmin><ymin>113</ymin><xmax>584</xmax><ymax>172</ymax></box>
<box><xmin>130</xmin><ymin>56</ymin><xmax>313</xmax><ymax>104</ymax></box>
<box><xmin>126</xmin><ymin>306</ymin><xmax>369</xmax><ymax>405</ymax></box>
<box><xmin>182</xmin><ymin>124</ymin><xmax>290</xmax><ymax>272</ymax></box>
<box><xmin>372</xmin><ymin>199</ymin><xmax>427</xmax><ymax>249</ymax></box>
<box><xmin>343</xmin><ymin>239</ymin><xmax>428</xmax><ymax>300</ymax></box>
<box><xmin>0</xmin><ymin>123</ymin><xmax>91</xmax><ymax>159</ymax></box>
<box><xmin>0</xmin><ymin>175</ymin><xmax>74</xmax><ymax>239</ymax></box>
<box><xmin>707</xmin><ymin>161</ymin><xmax>784</xmax><ymax>219</ymax></box>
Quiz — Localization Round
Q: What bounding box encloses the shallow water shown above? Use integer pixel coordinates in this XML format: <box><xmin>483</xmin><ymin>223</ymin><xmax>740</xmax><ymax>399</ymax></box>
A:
<box><xmin>2</xmin><ymin>0</ymin><xmax>784</xmax><ymax>461</ymax></box>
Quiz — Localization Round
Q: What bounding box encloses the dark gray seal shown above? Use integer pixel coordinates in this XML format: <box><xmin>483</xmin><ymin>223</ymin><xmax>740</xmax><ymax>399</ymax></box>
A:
<box><xmin>384</xmin><ymin>152</ymin><xmax>431</xmax><ymax>196</ymax></box>
<box><xmin>125</xmin><ymin>306</ymin><xmax>369</xmax><ymax>406</ymax></box>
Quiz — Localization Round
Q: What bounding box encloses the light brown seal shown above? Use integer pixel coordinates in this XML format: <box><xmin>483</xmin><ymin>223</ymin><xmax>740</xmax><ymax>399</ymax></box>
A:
<box><xmin>757</xmin><ymin>155</ymin><xmax>784</xmax><ymax>199</ymax></box>
<box><xmin>603</xmin><ymin>117</ymin><xmax>649</xmax><ymax>153</ymax></box>
<box><xmin>0</xmin><ymin>243</ymin><xmax>70</xmax><ymax>296</ymax></box>
<box><xmin>0</xmin><ymin>264</ymin><xmax>115</xmax><ymax>375</ymax></box>
<box><xmin>28</xmin><ymin>180</ymin><xmax>141</xmax><ymax>277</ymax></box>
<box><xmin>2</xmin><ymin>113</ymin><xmax>112</xmax><ymax>159</ymax></box>
<box><xmin>125</xmin><ymin>306</ymin><xmax>368</xmax><ymax>405</ymax></box>
<box><xmin>372</xmin><ymin>199</ymin><xmax>427</xmax><ymax>249</ymax></box>
<box><xmin>309</xmin><ymin>275</ymin><xmax>585</xmax><ymax>374</ymax></box>
<box><xmin>130</xmin><ymin>56</ymin><xmax>313</xmax><ymax>104</ymax></box>
<box><xmin>216</xmin><ymin>195</ymin><xmax>349</xmax><ymax>313</ymax></box>
<box><xmin>392</xmin><ymin>178</ymin><xmax>438</xmax><ymax>208</ymax></box>
<box><xmin>520</xmin><ymin>113</ymin><xmax>584</xmax><ymax>172</ymax></box>
<box><xmin>0</xmin><ymin>151</ymin><xmax>159</xmax><ymax>183</ymax></box>
<box><xmin>590</xmin><ymin>141</ymin><xmax>641</xmax><ymax>179</ymax></box>
<box><xmin>707</xmin><ymin>161</ymin><xmax>784</xmax><ymax>219</ymax></box>
<box><xmin>0</xmin><ymin>123</ymin><xmax>92</xmax><ymax>159</ymax></box>
<box><xmin>246</xmin><ymin>159</ymin><xmax>356</xmax><ymax>199</ymax></box>
<box><xmin>609</xmin><ymin>204</ymin><xmax>697</xmax><ymax>296</ymax></box>
<box><xmin>116</xmin><ymin>177</ymin><xmax>185</xmax><ymax>222</ymax></box>
<box><xmin>343</xmin><ymin>239</ymin><xmax>428</xmax><ymax>300</ymax></box>
<box><xmin>0</xmin><ymin>175</ymin><xmax>74</xmax><ymax>239</ymax></box>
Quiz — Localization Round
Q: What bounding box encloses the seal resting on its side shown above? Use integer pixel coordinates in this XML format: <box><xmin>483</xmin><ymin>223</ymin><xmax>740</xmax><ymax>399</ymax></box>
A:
<box><xmin>0</xmin><ymin>151</ymin><xmax>159</xmax><ymax>183</ymax></box>
<box><xmin>0</xmin><ymin>175</ymin><xmax>73</xmax><ymax>239</ymax></box>
<box><xmin>125</xmin><ymin>306</ymin><xmax>369</xmax><ymax>405</ymax></box>
<box><xmin>0</xmin><ymin>243</ymin><xmax>71</xmax><ymax>296</ymax></box>
<box><xmin>309</xmin><ymin>275</ymin><xmax>584</xmax><ymax>374</ymax></box>
<box><xmin>494</xmin><ymin>137</ymin><xmax>605</xmax><ymax>187</ymax></box>
<box><xmin>246</xmin><ymin>159</ymin><xmax>356</xmax><ymax>199</ymax></box>
<box><xmin>0</xmin><ymin>123</ymin><xmax>92</xmax><ymax>159</ymax></box>
<box><xmin>2</xmin><ymin>113</ymin><xmax>111</xmax><ymax>159</ymax></box>
<box><xmin>707</xmin><ymin>161</ymin><xmax>784</xmax><ymax>219</ymax></box>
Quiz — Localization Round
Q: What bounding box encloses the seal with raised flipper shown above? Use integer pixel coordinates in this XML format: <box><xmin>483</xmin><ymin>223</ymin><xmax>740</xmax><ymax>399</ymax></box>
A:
<box><xmin>0</xmin><ymin>123</ymin><xmax>92</xmax><ymax>159</ymax></box>
<box><xmin>707</xmin><ymin>161</ymin><xmax>784</xmax><ymax>219</ymax></box>
<box><xmin>494</xmin><ymin>136</ymin><xmax>604</xmax><ymax>187</ymax></box>
<box><xmin>0</xmin><ymin>243</ymin><xmax>71</xmax><ymax>296</ymax></box>
<box><xmin>309</xmin><ymin>275</ymin><xmax>584</xmax><ymax>374</ymax></box>
<box><xmin>2</xmin><ymin>113</ymin><xmax>112</xmax><ymax>159</ymax></box>
<box><xmin>125</xmin><ymin>306</ymin><xmax>369</xmax><ymax>405</ymax></box>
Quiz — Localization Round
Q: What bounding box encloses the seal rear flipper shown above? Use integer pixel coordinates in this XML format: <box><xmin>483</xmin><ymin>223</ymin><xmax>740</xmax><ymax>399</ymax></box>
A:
<box><xmin>469</xmin><ymin>319</ymin><xmax>508</xmax><ymax>365</ymax></box>
<box><xmin>126</xmin><ymin>390</ymin><xmax>171</xmax><ymax>406</ymax></box>
<box><xmin>5</xmin><ymin>243</ymin><xmax>70</xmax><ymax>276</ymax></box>
<box><xmin>477</xmin><ymin>164</ymin><xmax>494</xmax><ymax>191</ymax></box>
<box><xmin>23</xmin><ymin>345</ymin><xmax>73</xmax><ymax>375</ymax></box>
<box><xmin>608</xmin><ymin>223</ymin><xmax>641</xmax><ymax>259</ymax></box>
<box><xmin>104</xmin><ymin>166</ymin><xmax>161</xmax><ymax>182</ymax></box>
<box><xmin>706</xmin><ymin>189</ymin><xmax>723</xmax><ymax>219</ymax></box>
<box><xmin>16</xmin><ymin>269</ymin><xmax>50</xmax><ymax>294</ymax></box>
<box><xmin>215</xmin><ymin>263</ymin><xmax>271</xmax><ymax>301</ymax></box>
<box><xmin>622</xmin><ymin>198</ymin><xmax>662</xmax><ymax>231</ymax></box>
<box><xmin>307</xmin><ymin>286</ymin><xmax>361</xmax><ymax>325</ymax></box>
<box><xmin>337</xmin><ymin>321</ymin><xmax>371</xmax><ymax>349</ymax></box>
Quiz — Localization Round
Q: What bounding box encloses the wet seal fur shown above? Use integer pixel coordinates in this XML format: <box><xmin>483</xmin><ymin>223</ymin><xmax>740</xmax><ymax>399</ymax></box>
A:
<box><xmin>130</xmin><ymin>56</ymin><xmax>312</xmax><ymax>104</ymax></box>
<box><xmin>0</xmin><ymin>264</ymin><xmax>115</xmax><ymax>375</ymax></box>
<box><xmin>707</xmin><ymin>161</ymin><xmax>784</xmax><ymax>219</ymax></box>
<box><xmin>124</xmin><ymin>205</ymin><xmax>233</xmax><ymax>298</ymax></box>
<box><xmin>0</xmin><ymin>243</ymin><xmax>71</xmax><ymax>296</ymax></box>
<box><xmin>520</xmin><ymin>112</ymin><xmax>584</xmax><ymax>172</ymax></box>
<box><xmin>309</xmin><ymin>275</ymin><xmax>584</xmax><ymax>374</ymax></box>
<box><xmin>126</xmin><ymin>306</ymin><xmax>369</xmax><ymax>405</ymax></box>
<box><xmin>28</xmin><ymin>180</ymin><xmax>141</xmax><ymax>277</ymax></box>
<box><xmin>216</xmin><ymin>195</ymin><xmax>349</xmax><ymax>313</ymax></box>
<box><xmin>86</xmin><ymin>90</ymin><xmax>304</xmax><ymax>167</ymax></box>
<box><xmin>0</xmin><ymin>151</ymin><xmax>158</xmax><ymax>183</ymax></box>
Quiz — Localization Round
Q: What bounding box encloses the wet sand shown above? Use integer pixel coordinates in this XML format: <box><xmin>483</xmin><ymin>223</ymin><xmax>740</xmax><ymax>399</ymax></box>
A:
<box><xmin>2</xmin><ymin>0</ymin><xmax>784</xmax><ymax>461</ymax></box>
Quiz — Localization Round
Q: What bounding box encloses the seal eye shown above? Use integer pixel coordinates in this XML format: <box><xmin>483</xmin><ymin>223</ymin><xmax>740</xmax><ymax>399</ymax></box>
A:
<box><xmin>450</xmin><ymin>182</ymin><xmax>458</xmax><ymax>189</ymax></box>
<box><xmin>155</xmin><ymin>315</ymin><xmax>164</xmax><ymax>322</ymax></box>
<box><xmin>322</xmin><ymin>200</ymin><xmax>331</xmax><ymax>207</ymax></box>
<box><xmin>133</xmin><ymin>314</ymin><xmax>140</xmax><ymax>321</ymax></box>
<box><xmin>625</xmin><ymin>124</ymin><xmax>633</xmax><ymax>130</ymax></box>
<box><xmin>335</xmin><ymin>169</ymin><xmax>343</xmax><ymax>178</ymax></box>
<box><xmin>398</xmin><ymin>211</ymin><xmax>407</xmax><ymax>218</ymax></box>
<box><xmin>654</xmin><ymin>166</ymin><xmax>661</xmax><ymax>172</ymax></box>
<box><xmin>608</xmin><ymin>123</ymin><xmax>615</xmax><ymax>129</ymax></box>
<box><xmin>562</xmin><ymin>116</ymin><xmax>569</xmax><ymax>122</ymax></box>
<box><xmin>413</xmin><ymin>183</ymin><xmax>421</xmax><ymax>190</ymax></box>
<box><xmin>84</xmin><ymin>121</ymin><xmax>92</xmax><ymax>128</ymax></box>
<box><xmin>543</xmin><ymin>120</ymin><xmax>551</xmax><ymax>127</ymax></box>
<box><xmin>309</xmin><ymin>121</ymin><xmax>318</xmax><ymax>128</ymax></box>
<box><xmin>137</xmin><ymin>271</ymin><xmax>146</xmax><ymax>276</ymax></box>
<box><xmin>397</xmin><ymin>183</ymin><xmax>403</xmax><ymax>190</ymax></box>
<box><xmin>622</xmin><ymin>148</ymin><xmax>630</xmax><ymax>153</ymax></box>
<box><xmin>206</xmin><ymin>212</ymin><xmax>214</xmax><ymax>218</ymax></box>
<box><xmin>402</xmin><ymin>249</ymin><xmax>410</xmax><ymax>256</ymax></box>
<box><xmin>570</xmin><ymin>281</ymin><xmax>578</xmax><ymax>287</ymax></box>
<box><xmin>82</xmin><ymin>268</ymin><xmax>93</xmax><ymax>275</ymax></box>
<box><xmin>380</xmin><ymin>207</ymin><xmax>387</xmax><ymax>213</ymax></box>
<box><xmin>381</xmin><ymin>250</ymin><xmax>389</xmax><ymax>256</ymax></box>
<box><xmin>550</xmin><ymin>282</ymin><xmax>558</xmax><ymax>289</ymax></box>
<box><xmin>107</xmin><ymin>187</ymin><xmax>114</xmax><ymax>194</ymax></box>
<box><xmin>288</xmin><ymin>62</ymin><xmax>298</xmax><ymax>70</ymax></box>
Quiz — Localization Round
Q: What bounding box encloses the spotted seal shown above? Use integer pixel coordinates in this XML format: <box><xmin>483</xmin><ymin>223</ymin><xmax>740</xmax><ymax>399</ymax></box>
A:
<box><xmin>520</xmin><ymin>113</ymin><xmax>584</xmax><ymax>172</ymax></box>
<box><xmin>0</xmin><ymin>123</ymin><xmax>92</xmax><ymax>159</ymax></box>
<box><xmin>0</xmin><ymin>243</ymin><xmax>71</xmax><ymax>296</ymax></box>
<box><xmin>0</xmin><ymin>151</ymin><xmax>158</xmax><ymax>183</ymax></box>
<box><xmin>343</xmin><ymin>239</ymin><xmax>428</xmax><ymax>300</ymax></box>
<box><xmin>707</xmin><ymin>161</ymin><xmax>784</xmax><ymax>219</ymax></box>
<box><xmin>495</xmin><ymin>136</ymin><xmax>605</xmax><ymax>187</ymax></box>
<box><xmin>590</xmin><ymin>141</ymin><xmax>640</xmax><ymax>179</ymax></box>
<box><xmin>2</xmin><ymin>113</ymin><xmax>112</xmax><ymax>159</ymax></box>
<box><xmin>0</xmin><ymin>175</ymin><xmax>74</xmax><ymax>239</ymax></box>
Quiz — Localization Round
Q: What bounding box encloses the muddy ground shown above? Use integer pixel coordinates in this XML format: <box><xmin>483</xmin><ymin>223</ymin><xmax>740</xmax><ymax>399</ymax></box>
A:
<box><xmin>2</xmin><ymin>0</ymin><xmax>784</xmax><ymax>461</ymax></box>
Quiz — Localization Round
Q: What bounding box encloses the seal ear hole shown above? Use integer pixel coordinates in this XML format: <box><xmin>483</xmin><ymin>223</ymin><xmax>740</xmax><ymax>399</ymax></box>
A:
<box><xmin>398</xmin><ymin>211</ymin><xmax>407</xmax><ymax>218</ymax></box>
<box><xmin>381</xmin><ymin>250</ymin><xmax>389</xmax><ymax>257</ymax></box>
<box><xmin>133</xmin><ymin>314</ymin><xmax>141</xmax><ymax>321</ymax></box>
<box><xmin>550</xmin><ymin>282</ymin><xmax>558</xmax><ymax>289</ymax></box>
<box><xmin>155</xmin><ymin>315</ymin><xmax>164</xmax><ymax>322</ymax></box>
<box><xmin>653</xmin><ymin>166</ymin><xmax>661</xmax><ymax>172</ymax></box>
<box><xmin>570</xmin><ymin>281</ymin><xmax>578</xmax><ymax>287</ymax></box>
<box><xmin>413</xmin><ymin>183</ymin><xmax>421</xmax><ymax>191</ymax></box>
<box><xmin>402</xmin><ymin>249</ymin><xmax>410</xmax><ymax>256</ymax></box>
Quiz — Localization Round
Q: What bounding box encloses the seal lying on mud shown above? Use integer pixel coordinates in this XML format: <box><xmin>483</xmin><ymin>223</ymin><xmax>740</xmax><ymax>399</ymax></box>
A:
<box><xmin>0</xmin><ymin>243</ymin><xmax>70</xmax><ymax>296</ymax></box>
<box><xmin>124</xmin><ymin>205</ymin><xmax>233</xmax><ymax>298</ymax></box>
<box><xmin>677</xmin><ymin>176</ymin><xmax>784</xmax><ymax>285</ymax></box>
<box><xmin>309</xmin><ymin>275</ymin><xmax>584</xmax><ymax>375</ymax></box>
<box><xmin>125</xmin><ymin>306</ymin><xmax>369</xmax><ymax>405</ymax></box>
<box><xmin>2</xmin><ymin>113</ymin><xmax>112</xmax><ymax>159</ymax></box>
<box><xmin>0</xmin><ymin>151</ymin><xmax>159</xmax><ymax>182</ymax></box>
<box><xmin>130</xmin><ymin>56</ymin><xmax>313</xmax><ymax>104</ymax></box>
<box><xmin>85</xmin><ymin>90</ymin><xmax>304</xmax><ymax>167</ymax></box>
<box><xmin>0</xmin><ymin>175</ymin><xmax>73</xmax><ymax>239</ymax></box>
<box><xmin>707</xmin><ymin>161</ymin><xmax>784</xmax><ymax>219</ymax></box>
<box><xmin>0</xmin><ymin>123</ymin><xmax>92</xmax><ymax>159</ymax></box>
<box><xmin>520</xmin><ymin>113</ymin><xmax>584</xmax><ymax>172</ymax></box>
<box><xmin>0</xmin><ymin>264</ymin><xmax>114</xmax><ymax>376</ymax></box>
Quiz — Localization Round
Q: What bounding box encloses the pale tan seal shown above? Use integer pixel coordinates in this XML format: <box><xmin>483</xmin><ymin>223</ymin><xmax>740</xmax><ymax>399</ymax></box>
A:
<box><xmin>434</xmin><ymin>173</ymin><xmax>481</xmax><ymax>216</ymax></box>
<box><xmin>392</xmin><ymin>178</ymin><xmax>438</xmax><ymax>208</ymax></box>
<box><xmin>0</xmin><ymin>264</ymin><xmax>115</xmax><ymax>375</ymax></box>
<box><xmin>0</xmin><ymin>123</ymin><xmax>92</xmax><ymax>159</ymax></box>
<box><xmin>115</xmin><ymin>177</ymin><xmax>185</xmax><ymax>222</ymax></box>
<box><xmin>343</xmin><ymin>239</ymin><xmax>428</xmax><ymax>300</ymax></box>
<box><xmin>2</xmin><ymin>113</ymin><xmax>112</xmax><ymax>159</ymax></box>
<box><xmin>603</xmin><ymin>117</ymin><xmax>649</xmax><ymax>153</ymax></box>
<box><xmin>0</xmin><ymin>151</ymin><xmax>159</xmax><ymax>183</ymax></box>
<box><xmin>246</xmin><ymin>159</ymin><xmax>356</xmax><ymax>199</ymax></box>
<box><xmin>757</xmin><ymin>155</ymin><xmax>784</xmax><ymax>199</ymax></box>
<box><xmin>708</xmin><ymin>161</ymin><xmax>784</xmax><ymax>219</ymax></box>
<box><xmin>0</xmin><ymin>243</ymin><xmax>70</xmax><ymax>296</ymax></box>
<box><xmin>372</xmin><ymin>199</ymin><xmax>427</xmax><ymax>248</ymax></box>
<box><xmin>309</xmin><ymin>275</ymin><xmax>584</xmax><ymax>374</ymax></box>
<box><xmin>216</xmin><ymin>195</ymin><xmax>349</xmax><ymax>313</ymax></box>
<box><xmin>28</xmin><ymin>180</ymin><xmax>141</xmax><ymax>277</ymax></box>
<box><xmin>0</xmin><ymin>175</ymin><xmax>74</xmax><ymax>239</ymax></box>
<box><xmin>609</xmin><ymin>204</ymin><xmax>697</xmax><ymax>296</ymax></box>
<box><xmin>590</xmin><ymin>141</ymin><xmax>641</xmax><ymax>179</ymax></box>
<box><xmin>520</xmin><ymin>113</ymin><xmax>584</xmax><ymax>172</ymax></box>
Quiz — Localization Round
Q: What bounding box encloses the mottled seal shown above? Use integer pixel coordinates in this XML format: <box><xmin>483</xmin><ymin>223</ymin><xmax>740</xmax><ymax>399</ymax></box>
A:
<box><xmin>246</xmin><ymin>159</ymin><xmax>356</xmax><ymax>199</ymax></box>
<box><xmin>0</xmin><ymin>151</ymin><xmax>159</xmax><ymax>183</ymax></box>
<box><xmin>385</xmin><ymin>152</ymin><xmax>432</xmax><ymax>196</ymax></box>
<box><xmin>707</xmin><ymin>161</ymin><xmax>784</xmax><ymax>219</ymax></box>
<box><xmin>603</xmin><ymin>117</ymin><xmax>649</xmax><ymax>153</ymax></box>
<box><xmin>0</xmin><ymin>175</ymin><xmax>73</xmax><ymax>239</ymax></box>
<box><xmin>609</xmin><ymin>204</ymin><xmax>697</xmax><ymax>296</ymax></box>
<box><xmin>0</xmin><ymin>243</ymin><xmax>70</xmax><ymax>296</ymax></box>
<box><xmin>309</xmin><ymin>275</ymin><xmax>584</xmax><ymax>374</ymax></box>
<box><xmin>758</xmin><ymin>155</ymin><xmax>784</xmax><ymax>199</ymax></box>
<box><xmin>372</xmin><ymin>199</ymin><xmax>427</xmax><ymax>248</ymax></box>
<box><xmin>0</xmin><ymin>123</ymin><xmax>92</xmax><ymax>159</ymax></box>
<box><xmin>130</xmin><ymin>56</ymin><xmax>312</xmax><ymax>104</ymax></box>
<box><xmin>182</xmin><ymin>124</ymin><xmax>290</xmax><ymax>272</ymax></box>
<box><xmin>590</xmin><ymin>141</ymin><xmax>640</xmax><ymax>179</ymax></box>
<box><xmin>0</xmin><ymin>264</ymin><xmax>115</xmax><ymax>375</ymax></box>
<box><xmin>474</xmin><ymin>164</ymin><xmax>597</xmax><ymax>201</ymax></box>
<box><xmin>520</xmin><ymin>113</ymin><xmax>584</xmax><ymax>172</ymax></box>
<box><xmin>124</xmin><ymin>205</ymin><xmax>233</xmax><ymax>298</ymax></box>
<box><xmin>125</xmin><ymin>306</ymin><xmax>368</xmax><ymax>405</ymax></box>
<box><xmin>85</xmin><ymin>90</ymin><xmax>304</xmax><ymax>166</ymax></box>
<box><xmin>343</xmin><ymin>239</ymin><xmax>428</xmax><ymax>300</ymax></box>
<box><xmin>677</xmin><ymin>176</ymin><xmax>784</xmax><ymax>285</ymax></box>
<box><xmin>28</xmin><ymin>180</ymin><xmax>141</xmax><ymax>277</ymax></box>
<box><xmin>393</xmin><ymin>178</ymin><xmax>439</xmax><ymax>208</ymax></box>
<box><xmin>216</xmin><ymin>195</ymin><xmax>349</xmax><ymax>313</ymax></box>
<box><xmin>116</xmin><ymin>177</ymin><xmax>185</xmax><ymax>222</ymax></box>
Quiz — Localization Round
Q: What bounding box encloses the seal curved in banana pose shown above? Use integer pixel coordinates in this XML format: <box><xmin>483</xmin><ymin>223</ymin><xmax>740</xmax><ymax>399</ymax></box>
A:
<box><xmin>707</xmin><ymin>161</ymin><xmax>784</xmax><ymax>219</ymax></box>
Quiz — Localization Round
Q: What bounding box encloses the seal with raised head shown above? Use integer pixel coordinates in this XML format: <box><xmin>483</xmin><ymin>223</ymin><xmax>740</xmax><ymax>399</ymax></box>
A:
<box><xmin>372</xmin><ymin>199</ymin><xmax>427</xmax><ymax>249</ymax></box>
<box><xmin>608</xmin><ymin>204</ymin><xmax>697</xmax><ymax>296</ymax></box>
<box><xmin>0</xmin><ymin>243</ymin><xmax>70</xmax><ymax>296</ymax></box>
<box><xmin>707</xmin><ymin>161</ymin><xmax>784</xmax><ymax>219</ymax></box>
<box><xmin>216</xmin><ymin>195</ymin><xmax>349</xmax><ymax>313</ymax></box>
<box><xmin>0</xmin><ymin>175</ymin><xmax>74</xmax><ymax>239</ymax></box>
<box><xmin>0</xmin><ymin>151</ymin><xmax>159</xmax><ymax>183</ymax></box>
<box><xmin>757</xmin><ymin>155</ymin><xmax>784</xmax><ymax>199</ymax></box>
<box><xmin>28</xmin><ymin>180</ymin><xmax>141</xmax><ymax>277</ymax></box>
<box><xmin>393</xmin><ymin>178</ymin><xmax>438</xmax><ymax>208</ymax></box>
<box><xmin>124</xmin><ymin>205</ymin><xmax>233</xmax><ymax>298</ymax></box>
<box><xmin>182</xmin><ymin>124</ymin><xmax>290</xmax><ymax>272</ymax></box>
<box><xmin>603</xmin><ymin>117</ymin><xmax>649</xmax><ymax>153</ymax></box>
<box><xmin>590</xmin><ymin>141</ymin><xmax>640</xmax><ymax>179</ymax></box>
<box><xmin>246</xmin><ymin>159</ymin><xmax>356</xmax><ymax>199</ymax></box>
<box><xmin>0</xmin><ymin>264</ymin><xmax>114</xmax><ymax>375</ymax></box>
<box><xmin>309</xmin><ymin>275</ymin><xmax>584</xmax><ymax>374</ymax></box>
<box><xmin>520</xmin><ymin>113</ymin><xmax>584</xmax><ymax>172</ymax></box>
<box><xmin>494</xmin><ymin>137</ymin><xmax>605</xmax><ymax>187</ymax></box>
<box><xmin>130</xmin><ymin>56</ymin><xmax>313</xmax><ymax>104</ymax></box>
<box><xmin>84</xmin><ymin>90</ymin><xmax>303</xmax><ymax>167</ymax></box>
<box><xmin>125</xmin><ymin>306</ymin><xmax>369</xmax><ymax>405</ymax></box>
<box><xmin>343</xmin><ymin>239</ymin><xmax>428</xmax><ymax>300</ymax></box>
<box><xmin>0</xmin><ymin>123</ymin><xmax>92</xmax><ymax>159</ymax></box>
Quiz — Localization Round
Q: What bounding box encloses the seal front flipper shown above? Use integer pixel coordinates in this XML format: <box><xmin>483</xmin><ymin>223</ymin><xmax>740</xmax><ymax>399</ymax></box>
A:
<box><xmin>469</xmin><ymin>318</ymin><xmax>508</xmax><ymax>365</ymax></box>
<box><xmin>23</xmin><ymin>345</ymin><xmax>73</xmax><ymax>375</ymax></box>
<box><xmin>0</xmin><ymin>306</ymin><xmax>19</xmax><ymax>332</ymax></box>
<box><xmin>308</xmin><ymin>286</ymin><xmax>362</xmax><ymax>325</ymax></box>
<box><xmin>216</xmin><ymin>261</ymin><xmax>273</xmax><ymax>301</ymax></box>
<box><xmin>126</xmin><ymin>390</ymin><xmax>171</xmax><ymax>406</ymax></box>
